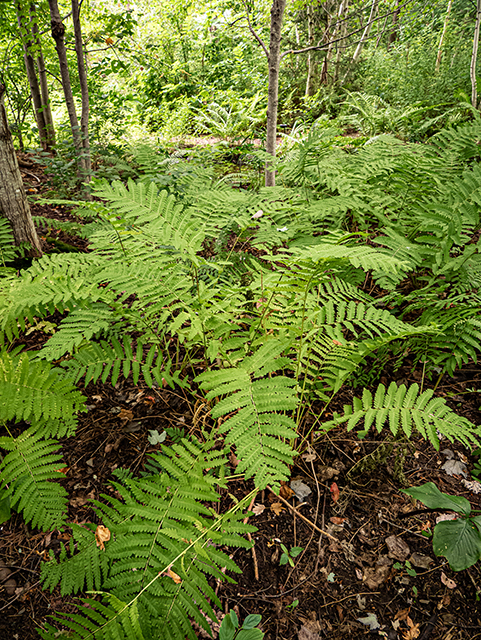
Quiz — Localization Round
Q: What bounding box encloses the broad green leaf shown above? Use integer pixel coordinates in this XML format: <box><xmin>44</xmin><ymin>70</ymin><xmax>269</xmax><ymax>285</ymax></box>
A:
<box><xmin>236</xmin><ymin>630</ymin><xmax>264</xmax><ymax>640</ymax></box>
<box><xmin>401</xmin><ymin>483</ymin><xmax>471</xmax><ymax>516</ymax></box>
<box><xmin>433</xmin><ymin>518</ymin><xmax>481</xmax><ymax>571</ymax></box>
<box><xmin>242</xmin><ymin>614</ymin><xmax>262</xmax><ymax>630</ymax></box>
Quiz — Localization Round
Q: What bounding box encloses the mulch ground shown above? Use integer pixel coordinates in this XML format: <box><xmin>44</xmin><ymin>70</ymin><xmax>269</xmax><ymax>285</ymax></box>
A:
<box><xmin>1</xmin><ymin>157</ymin><xmax>481</xmax><ymax>640</ymax></box>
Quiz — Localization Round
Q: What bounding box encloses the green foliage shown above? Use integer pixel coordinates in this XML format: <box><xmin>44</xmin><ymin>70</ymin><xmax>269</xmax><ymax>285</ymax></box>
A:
<box><xmin>321</xmin><ymin>382</ymin><xmax>481</xmax><ymax>450</ymax></box>
<box><xmin>219</xmin><ymin>610</ymin><xmax>264</xmax><ymax>640</ymax></box>
<box><xmin>402</xmin><ymin>483</ymin><xmax>481</xmax><ymax>571</ymax></box>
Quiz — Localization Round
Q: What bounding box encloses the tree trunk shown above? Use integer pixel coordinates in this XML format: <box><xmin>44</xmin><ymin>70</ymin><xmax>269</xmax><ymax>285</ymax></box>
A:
<box><xmin>388</xmin><ymin>0</ymin><xmax>400</xmax><ymax>48</ymax></box>
<box><xmin>15</xmin><ymin>1</ymin><xmax>49</xmax><ymax>150</ymax></box>
<box><xmin>335</xmin><ymin>0</ymin><xmax>349</xmax><ymax>82</ymax></box>
<box><xmin>265</xmin><ymin>0</ymin><xmax>287</xmax><ymax>188</ymax></box>
<box><xmin>71</xmin><ymin>0</ymin><xmax>91</xmax><ymax>182</ymax></box>
<box><xmin>342</xmin><ymin>0</ymin><xmax>378</xmax><ymax>84</ymax></box>
<box><xmin>0</xmin><ymin>84</ymin><xmax>42</xmax><ymax>257</ymax></box>
<box><xmin>321</xmin><ymin>0</ymin><xmax>345</xmax><ymax>85</ymax></box>
<box><xmin>47</xmin><ymin>0</ymin><xmax>87</xmax><ymax>180</ymax></box>
<box><xmin>30</xmin><ymin>3</ymin><xmax>56</xmax><ymax>148</ymax></box>
<box><xmin>435</xmin><ymin>0</ymin><xmax>453</xmax><ymax>72</ymax></box>
<box><xmin>305</xmin><ymin>6</ymin><xmax>314</xmax><ymax>97</ymax></box>
<box><xmin>471</xmin><ymin>0</ymin><xmax>481</xmax><ymax>109</ymax></box>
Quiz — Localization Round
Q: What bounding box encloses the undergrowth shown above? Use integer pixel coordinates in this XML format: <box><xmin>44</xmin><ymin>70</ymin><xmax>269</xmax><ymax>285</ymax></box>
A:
<box><xmin>1</xmin><ymin>121</ymin><xmax>481</xmax><ymax>639</ymax></box>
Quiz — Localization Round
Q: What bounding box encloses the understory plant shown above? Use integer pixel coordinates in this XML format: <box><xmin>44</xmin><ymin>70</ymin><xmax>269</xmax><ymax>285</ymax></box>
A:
<box><xmin>0</xmin><ymin>121</ymin><xmax>481</xmax><ymax>638</ymax></box>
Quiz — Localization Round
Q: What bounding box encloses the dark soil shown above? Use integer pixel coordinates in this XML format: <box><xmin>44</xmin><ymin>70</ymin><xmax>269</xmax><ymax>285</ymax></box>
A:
<box><xmin>1</xmin><ymin>159</ymin><xmax>481</xmax><ymax>640</ymax></box>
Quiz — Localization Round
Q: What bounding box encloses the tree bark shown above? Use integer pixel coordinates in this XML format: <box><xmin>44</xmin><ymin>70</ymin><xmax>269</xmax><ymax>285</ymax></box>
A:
<box><xmin>71</xmin><ymin>0</ymin><xmax>91</xmax><ymax>181</ymax></box>
<box><xmin>471</xmin><ymin>0</ymin><xmax>481</xmax><ymax>109</ymax></box>
<box><xmin>321</xmin><ymin>0</ymin><xmax>345</xmax><ymax>85</ymax></box>
<box><xmin>435</xmin><ymin>0</ymin><xmax>453</xmax><ymax>72</ymax></box>
<box><xmin>341</xmin><ymin>0</ymin><xmax>378</xmax><ymax>84</ymax></box>
<box><xmin>30</xmin><ymin>3</ymin><xmax>56</xmax><ymax>148</ymax></box>
<box><xmin>335</xmin><ymin>0</ymin><xmax>349</xmax><ymax>82</ymax></box>
<box><xmin>265</xmin><ymin>0</ymin><xmax>287</xmax><ymax>187</ymax></box>
<box><xmin>0</xmin><ymin>84</ymin><xmax>42</xmax><ymax>257</ymax></box>
<box><xmin>15</xmin><ymin>1</ymin><xmax>49</xmax><ymax>150</ymax></box>
<box><xmin>305</xmin><ymin>6</ymin><xmax>314</xmax><ymax>97</ymax></box>
<box><xmin>388</xmin><ymin>0</ymin><xmax>400</xmax><ymax>48</ymax></box>
<box><xmin>47</xmin><ymin>0</ymin><xmax>87</xmax><ymax>180</ymax></box>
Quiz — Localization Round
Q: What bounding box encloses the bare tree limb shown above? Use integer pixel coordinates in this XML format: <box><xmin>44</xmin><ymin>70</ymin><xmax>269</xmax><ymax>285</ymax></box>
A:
<box><xmin>241</xmin><ymin>0</ymin><xmax>269</xmax><ymax>58</ymax></box>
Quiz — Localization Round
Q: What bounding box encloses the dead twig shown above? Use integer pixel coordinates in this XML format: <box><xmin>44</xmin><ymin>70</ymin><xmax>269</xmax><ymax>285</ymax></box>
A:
<box><xmin>243</xmin><ymin>493</ymin><xmax>259</xmax><ymax>581</ymax></box>
<box><xmin>266</xmin><ymin>486</ymin><xmax>338</xmax><ymax>542</ymax></box>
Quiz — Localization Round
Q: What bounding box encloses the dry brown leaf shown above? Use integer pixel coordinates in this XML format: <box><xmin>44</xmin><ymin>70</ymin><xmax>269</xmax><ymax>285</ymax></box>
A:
<box><xmin>394</xmin><ymin>607</ymin><xmax>411</xmax><ymax>621</ymax></box>
<box><xmin>118</xmin><ymin>408</ymin><xmax>134</xmax><ymax>422</ymax></box>
<box><xmin>95</xmin><ymin>525</ymin><xmax>111</xmax><ymax>551</ymax></box>
<box><xmin>279</xmin><ymin>482</ymin><xmax>295</xmax><ymax>500</ymax></box>
<box><xmin>330</xmin><ymin>482</ymin><xmax>340</xmax><ymax>503</ymax></box>
<box><xmin>165</xmin><ymin>567</ymin><xmax>182</xmax><ymax>584</ymax></box>
<box><xmin>330</xmin><ymin>517</ymin><xmax>346</xmax><ymax>525</ymax></box>
<box><xmin>332</xmin><ymin>339</ymin><xmax>343</xmax><ymax>346</ymax></box>
<box><xmin>363</xmin><ymin>565</ymin><xmax>391</xmax><ymax>589</ymax></box>
<box><xmin>270</xmin><ymin>502</ymin><xmax>285</xmax><ymax>516</ymax></box>
<box><xmin>440</xmin><ymin>572</ymin><xmax>457</xmax><ymax>589</ymax></box>
<box><xmin>252</xmin><ymin>503</ymin><xmax>266</xmax><ymax>516</ymax></box>
<box><xmin>402</xmin><ymin>616</ymin><xmax>420</xmax><ymax>640</ymax></box>
<box><xmin>385</xmin><ymin>535</ymin><xmax>410</xmax><ymax>561</ymax></box>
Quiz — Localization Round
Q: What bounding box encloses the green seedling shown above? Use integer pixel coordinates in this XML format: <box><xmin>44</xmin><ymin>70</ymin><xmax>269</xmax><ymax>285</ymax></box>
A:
<box><xmin>219</xmin><ymin>610</ymin><xmax>264</xmax><ymax>640</ymax></box>
<box><xmin>279</xmin><ymin>544</ymin><xmax>303</xmax><ymax>567</ymax></box>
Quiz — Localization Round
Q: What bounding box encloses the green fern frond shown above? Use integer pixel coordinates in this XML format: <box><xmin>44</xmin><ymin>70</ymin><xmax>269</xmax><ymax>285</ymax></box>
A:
<box><xmin>199</xmin><ymin>340</ymin><xmax>298</xmax><ymax>489</ymax></box>
<box><xmin>0</xmin><ymin>351</ymin><xmax>85</xmax><ymax>435</ymax></box>
<box><xmin>0</xmin><ymin>428</ymin><xmax>68</xmax><ymax>530</ymax></box>
<box><xmin>321</xmin><ymin>382</ymin><xmax>481</xmax><ymax>450</ymax></box>
<box><xmin>38</xmin><ymin>594</ymin><xmax>145</xmax><ymax>640</ymax></box>
<box><xmin>0</xmin><ymin>218</ymin><xmax>17</xmax><ymax>265</ymax></box>
<box><xmin>41</xmin><ymin>523</ymin><xmax>109</xmax><ymax>595</ymax></box>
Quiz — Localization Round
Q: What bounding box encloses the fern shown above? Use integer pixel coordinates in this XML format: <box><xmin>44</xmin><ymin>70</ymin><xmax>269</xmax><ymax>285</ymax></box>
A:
<box><xmin>0</xmin><ymin>427</ymin><xmax>68</xmax><ymax>530</ymax></box>
<box><xmin>199</xmin><ymin>340</ymin><xmax>298</xmax><ymax>490</ymax></box>
<box><xmin>321</xmin><ymin>382</ymin><xmax>481</xmax><ymax>450</ymax></box>
<box><xmin>0</xmin><ymin>350</ymin><xmax>85</xmax><ymax>436</ymax></box>
<box><xmin>41</xmin><ymin>523</ymin><xmax>109</xmax><ymax>595</ymax></box>
<box><xmin>38</xmin><ymin>594</ymin><xmax>145</xmax><ymax>640</ymax></box>
<box><xmin>0</xmin><ymin>218</ymin><xmax>17</xmax><ymax>265</ymax></box>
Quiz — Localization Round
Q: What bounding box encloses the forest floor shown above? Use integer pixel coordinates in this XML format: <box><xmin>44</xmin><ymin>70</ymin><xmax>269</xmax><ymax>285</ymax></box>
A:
<box><xmin>1</xmin><ymin>156</ymin><xmax>481</xmax><ymax>640</ymax></box>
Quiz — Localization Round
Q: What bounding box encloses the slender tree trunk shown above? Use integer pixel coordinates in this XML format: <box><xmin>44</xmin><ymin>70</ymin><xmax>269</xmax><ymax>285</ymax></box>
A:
<box><xmin>47</xmin><ymin>0</ymin><xmax>87</xmax><ymax>180</ymax></box>
<box><xmin>30</xmin><ymin>4</ymin><xmax>56</xmax><ymax>148</ymax></box>
<box><xmin>321</xmin><ymin>0</ymin><xmax>345</xmax><ymax>85</ymax></box>
<box><xmin>335</xmin><ymin>0</ymin><xmax>349</xmax><ymax>82</ymax></box>
<box><xmin>15</xmin><ymin>1</ymin><xmax>49</xmax><ymax>150</ymax></box>
<box><xmin>388</xmin><ymin>0</ymin><xmax>400</xmax><ymax>49</ymax></box>
<box><xmin>265</xmin><ymin>0</ymin><xmax>287</xmax><ymax>187</ymax></box>
<box><xmin>342</xmin><ymin>0</ymin><xmax>378</xmax><ymax>84</ymax></box>
<box><xmin>472</xmin><ymin>0</ymin><xmax>481</xmax><ymax>109</ymax></box>
<box><xmin>435</xmin><ymin>0</ymin><xmax>453</xmax><ymax>72</ymax></box>
<box><xmin>0</xmin><ymin>84</ymin><xmax>42</xmax><ymax>257</ymax></box>
<box><xmin>71</xmin><ymin>0</ymin><xmax>91</xmax><ymax>182</ymax></box>
<box><xmin>305</xmin><ymin>6</ymin><xmax>314</xmax><ymax>97</ymax></box>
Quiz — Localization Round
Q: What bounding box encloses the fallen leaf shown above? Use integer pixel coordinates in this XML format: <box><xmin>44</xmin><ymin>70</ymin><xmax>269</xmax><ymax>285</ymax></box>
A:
<box><xmin>251</xmin><ymin>210</ymin><xmax>263</xmax><ymax>219</ymax></box>
<box><xmin>436</xmin><ymin>513</ymin><xmax>457</xmax><ymax>524</ymax></box>
<box><xmin>385</xmin><ymin>535</ymin><xmax>410</xmax><ymax>561</ymax></box>
<box><xmin>270</xmin><ymin>502</ymin><xmax>284</xmax><ymax>516</ymax></box>
<box><xmin>118</xmin><ymin>408</ymin><xmax>134</xmax><ymax>422</ymax></box>
<box><xmin>363</xmin><ymin>565</ymin><xmax>391</xmax><ymax>589</ymax></box>
<box><xmin>252</xmin><ymin>504</ymin><xmax>266</xmax><ymax>516</ymax></box>
<box><xmin>280</xmin><ymin>482</ymin><xmax>295</xmax><ymax>500</ymax></box>
<box><xmin>332</xmin><ymin>339</ymin><xmax>343</xmax><ymax>347</ymax></box>
<box><xmin>165</xmin><ymin>567</ymin><xmax>182</xmax><ymax>584</ymax></box>
<box><xmin>302</xmin><ymin>446</ymin><xmax>316</xmax><ymax>462</ymax></box>
<box><xmin>92</xmin><ymin>395</ymin><xmax>103</xmax><ymax>402</ymax></box>
<box><xmin>290</xmin><ymin>479</ymin><xmax>312</xmax><ymax>501</ymax></box>
<box><xmin>330</xmin><ymin>517</ymin><xmax>346</xmax><ymax>525</ymax></box>
<box><xmin>148</xmin><ymin>429</ymin><xmax>166</xmax><ymax>445</ymax></box>
<box><xmin>441</xmin><ymin>459</ymin><xmax>467</xmax><ymax>478</ymax></box>
<box><xmin>330</xmin><ymin>482</ymin><xmax>340</xmax><ymax>503</ymax></box>
<box><xmin>462</xmin><ymin>479</ymin><xmax>481</xmax><ymax>494</ymax></box>
<box><xmin>95</xmin><ymin>525</ymin><xmax>111</xmax><ymax>551</ymax></box>
<box><xmin>298</xmin><ymin>621</ymin><xmax>322</xmax><ymax>640</ymax></box>
<box><xmin>402</xmin><ymin>616</ymin><xmax>420</xmax><ymax>639</ymax></box>
<box><xmin>408</xmin><ymin>553</ymin><xmax>432</xmax><ymax>569</ymax></box>
<box><xmin>440</xmin><ymin>572</ymin><xmax>457</xmax><ymax>589</ymax></box>
<box><xmin>357</xmin><ymin>613</ymin><xmax>380</xmax><ymax>630</ymax></box>
<box><xmin>318</xmin><ymin>466</ymin><xmax>339</xmax><ymax>482</ymax></box>
<box><xmin>394</xmin><ymin>608</ymin><xmax>411</xmax><ymax>621</ymax></box>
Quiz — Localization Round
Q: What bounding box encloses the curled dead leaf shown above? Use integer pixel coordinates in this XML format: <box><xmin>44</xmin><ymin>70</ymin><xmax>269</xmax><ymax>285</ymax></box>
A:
<box><xmin>252</xmin><ymin>503</ymin><xmax>266</xmax><ymax>516</ymax></box>
<box><xmin>440</xmin><ymin>572</ymin><xmax>457</xmax><ymax>590</ymax></box>
<box><xmin>165</xmin><ymin>567</ymin><xmax>182</xmax><ymax>584</ymax></box>
<box><xmin>270</xmin><ymin>502</ymin><xmax>284</xmax><ymax>516</ymax></box>
<box><xmin>95</xmin><ymin>525</ymin><xmax>111</xmax><ymax>551</ymax></box>
<box><xmin>330</xmin><ymin>482</ymin><xmax>340</xmax><ymax>503</ymax></box>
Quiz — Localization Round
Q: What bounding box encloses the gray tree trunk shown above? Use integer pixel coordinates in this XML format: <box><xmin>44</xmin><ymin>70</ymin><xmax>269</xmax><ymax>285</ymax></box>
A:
<box><xmin>471</xmin><ymin>0</ymin><xmax>481</xmax><ymax>109</ymax></box>
<box><xmin>48</xmin><ymin>0</ymin><xmax>87</xmax><ymax>180</ymax></box>
<box><xmin>30</xmin><ymin>3</ymin><xmax>56</xmax><ymax>148</ymax></box>
<box><xmin>15</xmin><ymin>1</ymin><xmax>49</xmax><ymax>150</ymax></box>
<box><xmin>71</xmin><ymin>0</ymin><xmax>91</xmax><ymax>181</ymax></box>
<box><xmin>0</xmin><ymin>84</ymin><xmax>42</xmax><ymax>257</ymax></box>
<box><xmin>265</xmin><ymin>0</ymin><xmax>287</xmax><ymax>187</ymax></box>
